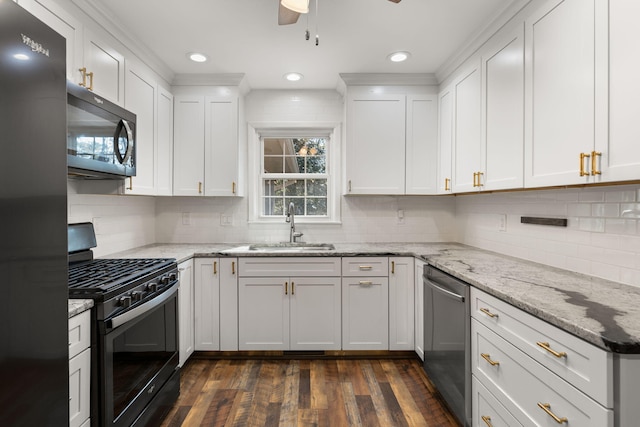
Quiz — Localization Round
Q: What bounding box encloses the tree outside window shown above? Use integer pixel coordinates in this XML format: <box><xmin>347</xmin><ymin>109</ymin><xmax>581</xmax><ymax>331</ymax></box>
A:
<box><xmin>262</xmin><ymin>137</ymin><xmax>329</xmax><ymax>217</ymax></box>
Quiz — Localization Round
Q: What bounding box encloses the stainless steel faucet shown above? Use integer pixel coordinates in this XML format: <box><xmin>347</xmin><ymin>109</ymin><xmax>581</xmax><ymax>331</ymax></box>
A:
<box><xmin>286</xmin><ymin>202</ymin><xmax>304</xmax><ymax>243</ymax></box>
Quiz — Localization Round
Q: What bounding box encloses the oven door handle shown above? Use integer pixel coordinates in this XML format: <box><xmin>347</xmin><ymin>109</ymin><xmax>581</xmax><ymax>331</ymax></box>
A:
<box><xmin>109</xmin><ymin>283</ymin><xmax>178</xmax><ymax>329</ymax></box>
<box><xmin>426</xmin><ymin>279</ymin><xmax>465</xmax><ymax>303</ymax></box>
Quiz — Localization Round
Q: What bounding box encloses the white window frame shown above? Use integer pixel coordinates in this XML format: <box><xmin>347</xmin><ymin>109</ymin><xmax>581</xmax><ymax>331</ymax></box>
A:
<box><xmin>248</xmin><ymin>122</ymin><xmax>341</xmax><ymax>224</ymax></box>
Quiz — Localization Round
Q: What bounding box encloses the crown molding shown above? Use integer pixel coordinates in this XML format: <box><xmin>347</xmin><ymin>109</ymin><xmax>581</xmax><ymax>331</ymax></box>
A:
<box><xmin>339</xmin><ymin>73</ymin><xmax>438</xmax><ymax>86</ymax></box>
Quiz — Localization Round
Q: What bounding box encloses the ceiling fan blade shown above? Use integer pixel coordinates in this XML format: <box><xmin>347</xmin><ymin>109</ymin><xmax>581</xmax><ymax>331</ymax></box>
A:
<box><xmin>278</xmin><ymin>2</ymin><xmax>300</xmax><ymax>25</ymax></box>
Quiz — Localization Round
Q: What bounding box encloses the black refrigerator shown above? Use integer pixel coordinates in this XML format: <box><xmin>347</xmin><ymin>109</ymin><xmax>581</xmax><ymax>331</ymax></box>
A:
<box><xmin>0</xmin><ymin>0</ymin><xmax>69</xmax><ymax>425</ymax></box>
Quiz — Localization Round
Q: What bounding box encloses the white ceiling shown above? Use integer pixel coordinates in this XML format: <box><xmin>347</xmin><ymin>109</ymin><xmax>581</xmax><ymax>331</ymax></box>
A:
<box><xmin>90</xmin><ymin>0</ymin><xmax>522</xmax><ymax>89</ymax></box>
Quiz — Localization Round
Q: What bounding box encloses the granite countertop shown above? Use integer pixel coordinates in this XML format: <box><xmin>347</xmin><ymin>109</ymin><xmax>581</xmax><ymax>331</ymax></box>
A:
<box><xmin>103</xmin><ymin>242</ymin><xmax>640</xmax><ymax>354</ymax></box>
<box><xmin>68</xmin><ymin>299</ymin><xmax>93</xmax><ymax>318</ymax></box>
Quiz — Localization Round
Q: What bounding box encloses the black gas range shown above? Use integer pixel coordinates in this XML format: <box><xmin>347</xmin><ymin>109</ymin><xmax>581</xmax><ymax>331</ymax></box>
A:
<box><xmin>68</xmin><ymin>223</ymin><xmax>180</xmax><ymax>427</ymax></box>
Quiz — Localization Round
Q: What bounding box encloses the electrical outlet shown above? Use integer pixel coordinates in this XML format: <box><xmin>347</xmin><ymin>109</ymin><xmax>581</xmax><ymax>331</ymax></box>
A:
<box><xmin>498</xmin><ymin>214</ymin><xmax>507</xmax><ymax>232</ymax></box>
<box><xmin>397</xmin><ymin>209</ymin><xmax>405</xmax><ymax>225</ymax></box>
<box><xmin>220</xmin><ymin>214</ymin><xmax>233</xmax><ymax>226</ymax></box>
<box><xmin>182</xmin><ymin>212</ymin><xmax>191</xmax><ymax>226</ymax></box>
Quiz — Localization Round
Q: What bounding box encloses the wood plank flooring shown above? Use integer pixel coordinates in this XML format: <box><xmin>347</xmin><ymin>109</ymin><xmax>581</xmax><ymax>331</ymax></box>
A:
<box><xmin>160</xmin><ymin>358</ymin><xmax>460</xmax><ymax>427</ymax></box>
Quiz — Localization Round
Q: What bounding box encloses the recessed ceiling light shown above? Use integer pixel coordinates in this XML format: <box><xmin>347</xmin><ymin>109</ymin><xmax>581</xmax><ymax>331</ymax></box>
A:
<box><xmin>188</xmin><ymin>52</ymin><xmax>208</xmax><ymax>63</ymax></box>
<box><xmin>13</xmin><ymin>53</ymin><xmax>30</xmax><ymax>61</ymax></box>
<box><xmin>388</xmin><ymin>51</ymin><xmax>411</xmax><ymax>63</ymax></box>
<box><xmin>284</xmin><ymin>72</ymin><xmax>303</xmax><ymax>82</ymax></box>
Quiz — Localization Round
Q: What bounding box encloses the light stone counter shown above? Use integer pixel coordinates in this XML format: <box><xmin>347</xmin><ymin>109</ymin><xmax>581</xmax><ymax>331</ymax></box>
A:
<box><xmin>106</xmin><ymin>242</ymin><xmax>640</xmax><ymax>353</ymax></box>
<box><xmin>68</xmin><ymin>299</ymin><xmax>93</xmax><ymax>318</ymax></box>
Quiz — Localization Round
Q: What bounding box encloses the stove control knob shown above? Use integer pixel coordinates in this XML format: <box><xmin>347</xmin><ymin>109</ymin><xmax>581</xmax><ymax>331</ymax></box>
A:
<box><xmin>131</xmin><ymin>291</ymin><xmax>143</xmax><ymax>302</ymax></box>
<box><xmin>147</xmin><ymin>282</ymin><xmax>158</xmax><ymax>292</ymax></box>
<box><xmin>169</xmin><ymin>273</ymin><xmax>177</xmax><ymax>282</ymax></box>
<box><xmin>119</xmin><ymin>295</ymin><xmax>132</xmax><ymax>308</ymax></box>
<box><xmin>160</xmin><ymin>276</ymin><xmax>170</xmax><ymax>285</ymax></box>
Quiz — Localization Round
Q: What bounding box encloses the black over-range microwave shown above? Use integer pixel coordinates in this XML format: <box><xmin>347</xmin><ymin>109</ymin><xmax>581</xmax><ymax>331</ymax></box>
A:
<box><xmin>67</xmin><ymin>81</ymin><xmax>136</xmax><ymax>178</ymax></box>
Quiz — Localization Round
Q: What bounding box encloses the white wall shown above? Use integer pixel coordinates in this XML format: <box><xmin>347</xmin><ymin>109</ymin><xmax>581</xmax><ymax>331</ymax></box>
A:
<box><xmin>67</xmin><ymin>180</ymin><xmax>156</xmax><ymax>257</ymax></box>
<box><xmin>455</xmin><ymin>184</ymin><xmax>640</xmax><ymax>287</ymax></box>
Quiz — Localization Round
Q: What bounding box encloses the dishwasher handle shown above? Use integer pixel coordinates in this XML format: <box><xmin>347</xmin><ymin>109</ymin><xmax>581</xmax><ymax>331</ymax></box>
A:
<box><xmin>425</xmin><ymin>278</ymin><xmax>466</xmax><ymax>303</ymax></box>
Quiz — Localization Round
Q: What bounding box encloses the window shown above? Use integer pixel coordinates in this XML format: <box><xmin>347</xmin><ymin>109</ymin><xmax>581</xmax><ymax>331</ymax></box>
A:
<box><xmin>262</xmin><ymin>137</ymin><xmax>328</xmax><ymax>216</ymax></box>
<box><xmin>248</xmin><ymin>124</ymin><xmax>341</xmax><ymax>223</ymax></box>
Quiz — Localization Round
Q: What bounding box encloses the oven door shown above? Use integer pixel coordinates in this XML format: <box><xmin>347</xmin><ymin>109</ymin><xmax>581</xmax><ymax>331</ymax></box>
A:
<box><xmin>100</xmin><ymin>283</ymin><xmax>179</xmax><ymax>427</ymax></box>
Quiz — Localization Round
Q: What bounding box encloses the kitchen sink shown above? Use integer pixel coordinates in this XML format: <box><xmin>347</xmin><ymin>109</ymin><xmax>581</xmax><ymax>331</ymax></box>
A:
<box><xmin>248</xmin><ymin>242</ymin><xmax>335</xmax><ymax>252</ymax></box>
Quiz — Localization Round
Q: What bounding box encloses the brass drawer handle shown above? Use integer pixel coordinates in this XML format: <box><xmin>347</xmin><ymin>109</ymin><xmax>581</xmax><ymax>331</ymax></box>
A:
<box><xmin>591</xmin><ymin>151</ymin><xmax>602</xmax><ymax>175</ymax></box>
<box><xmin>359</xmin><ymin>265</ymin><xmax>373</xmax><ymax>270</ymax></box>
<box><xmin>579</xmin><ymin>152</ymin><xmax>590</xmax><ymax>177</ymax></box>
<box><xmin>480</xmin><ymin>307</ymin><xmax>498</xmax><ymax>318</ymax></box>
<box><xmin>391</xmin><ymin>261</ymin><xmax>395</xmax><ymax>274</ymax></box>
<box><xmin>481</xmin><ymin>415</ymin><xmax>493</xmax><ymax>427</ymax></box>
<box><xmin>536</xmin><ymin>341</ymin><xmax>567</xmax><ymax>358</ymax></box>
<box><xmin>444</xmin><ymin>177</ymin><xmax>450</xmax><ymax>191</ymax></box>
<box><xmin>359</xmin><ymin>281</ymin><xmax>373</xmax><ymax>286</ymax></box>
<box><xmin>291</xmin><ymin>281</ymin><xmax>295</xmax><ymax>295</ymax></box>
<box><xmin>213</xmin><ymin>261</ymin><xmax>217</xmax><ymax>275</ymax></box>
<box><xmin>231</xmin><ymin>261</ymin><xmax>235</xmax><ymax>275</ymax></box>
<box><xmin>537</xmin><ymin>402</ymin><xmax>568</xmax><ymax>424</ymax></box>
<box><xmin>481</xmin><ymin>353</ymin><xmax>500</xmax><ymax>366</ymax></box>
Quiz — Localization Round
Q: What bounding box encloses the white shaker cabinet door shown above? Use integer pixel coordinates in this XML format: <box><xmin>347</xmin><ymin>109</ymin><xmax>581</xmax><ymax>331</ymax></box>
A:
<box><xmin>437</xmin><ymin>85</ymin><xmax>454</xmax><ymax>194</ymax></box>
<box><xmin>155</xmin><ymin>87</ymin><xmax>174</xmax><ymax>196</ymax></box>
<box><xmin>204</xmin><ymin>96</ymin><xmax>239</xmax><ymax>197</ymax></box>
<box><xmin>346</xmin><ymin>94</ymin><xmax>406</xmax><ymax>195</ymax></box>
<box><xmin>194</xmin><ymin>258</ymin><xmax>220</xmax><ymax>351</ymax></box>
<box><xmin>601</xmin><ymin>0</ymin><xmax>640</xmax><ymax>182</ymax></box>
<box><xmin>481</xmin><ymin>24</ymin><xmax>525</xmax><ymax>191</ymax></box>
<box><xmin>452</xmin><ymin>58</ymin><xmax>482</xmax><ymax>193</ymax></box>
<box><xmin>173</xmin><ymin>96</ymin><xmax>205</xmax><ymax>196</ymax></box>
<box><xmin>524</xmin><ymin>0</ymin><xmax>599</xmax><ymax>187</ymax></box>
<box><xmin>82</xmin><ymin>28</ymin><xmax>125</xmax><ymax>105</ymax></box>
<box><xmin>177</xmin><ymin>259</ymin><xmax>194</xmax><ymax>366</ymax></box>
<box><xmin>405</xmin><ymin>95</ymin><xmax>438</xmax><ymax>195</ymax></box>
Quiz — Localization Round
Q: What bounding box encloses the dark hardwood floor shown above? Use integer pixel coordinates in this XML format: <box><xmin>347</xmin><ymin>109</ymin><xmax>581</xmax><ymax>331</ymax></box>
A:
<box><xmin>160</xmin><ymin>357</ymin><xmax>460</xmax><ymax>427</ymax></box>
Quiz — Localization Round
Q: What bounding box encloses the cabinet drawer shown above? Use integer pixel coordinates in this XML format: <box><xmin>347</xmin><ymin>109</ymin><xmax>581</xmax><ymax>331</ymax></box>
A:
<box><xmin>239</xmin><ymin>257</ymin><xmax>341</xmax><ymax>277</ymax></box>
<box><xmin>472</xmin><ymin>320</ymin><xmax>613</xmax><ymax>427</ymax></box>
<box><xmin>472</xmin><ymin>376</ymin><xmax>523</xmax><ymax>427</ymax></box>
<box><xmin>341</xmin><ymin>257</ymin><xmax>388</xmax><ymax>276</ymax></box>
<box><xmin>470</xmin><ymin>287</ymin><xmax>612</xmax><ymax>407</ymax></box>
<box><xmin>69</xmin><ymin>310</ymin><xmax>91</xmax><ymax>359</ymax></box>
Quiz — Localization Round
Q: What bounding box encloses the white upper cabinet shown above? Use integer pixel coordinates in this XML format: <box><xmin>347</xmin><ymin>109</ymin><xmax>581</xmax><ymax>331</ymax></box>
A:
<box><xmin>204</xmin><ymin>96</ymin><xmax>239</xmax><ymax>196</ymax></box>
<box><xmin>155</xmin><ymin>87</ymin><xmax>174</xmax><ymax>196</ymax></box>
<box><xmin>346</xmin><ymin>93</ymin><xmax>406</xmax><ymax>195</ymax></box>
<box><xmin>437</xmin><ymin>85</ymin><xmax>454</xmax><ymax>194</ymax></box>
<box><xmin>173</xmin><ymin>90</ymin><xmax>241</xmax><ymax>197</ymax></box>
<box><xmin>405</xmin><ymin>95</ymin><xmax>438</xmax><ymax>195</ymax></box>
<box><xmin>124</xmin><ymin>63</ymin><xmax>156</xmax><ymax>195</ymax></box>
<box><xmin>173</xmin><ymin>95</ymin><xmax>205</xmax><ymax>196</ymax></box>
<box><xmin>81</xmin><ymin>28</ymin><xmax>125</xmax><ymax>105</ymax></box>
<box><xmin>601</xmin><ymin>0</ymin><xmax>640</xmax><ymax>182</ymax></box>
<box><xmin>345</xmin><ymin>89</ymin><xmax>438</xmax><ymax>195</ymax></box>
<box><xmin>452</xmin><ymin>58</ymin><xmax>482</xmax><ymax>193</ymax></box>
<box><xmin>524</xmin><ymin>0</ymin><xmax>603</xmax><ymax>187</ymax></box>
<box><xmin>481</xmin><ymin>24</ymin><xmax>525</xmax><ymax>191</ymax></box>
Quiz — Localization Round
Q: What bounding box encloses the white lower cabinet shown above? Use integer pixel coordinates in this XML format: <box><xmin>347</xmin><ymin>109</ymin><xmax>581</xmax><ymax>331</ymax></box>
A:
<box><xmin>342</xmin><ymin>276</ymin><xmax>389</xmax><ymax>350</ymax></box>
<box><xmin>389</xmin><ymin>257</ymin><xmax>414</xmax><ymax>350</ymax></box>
<box><xmin>194</xmin><ymin>257</ymin><xmax>238</xmax><ymax>351</ymax></box>
<box><xmin>471</xmin><ymin>287</ymin><xmax>613</xmax><ymax>427</ymax></box>
<box><xmin>69</xmin><ymin>310</ymin><xmax>90</xmax><ymax>427</ymax></box>
<box><xmin>237</xmin><ymin>257</ymin><xmax>341</xmax><ymax>351</ymax></box>
<box><xmin>414</xmin><ymin>258</ymin><xmax>425</xmax><ymax>360</ymax></box>
<box><xmin>472</xmin><ymin>376</ymin><xmax>523</xmax><ymax>427</ymax></box>
<box><xmin>177</xmin><ymin>259</ymin><xmax>194</xmax><ymax>367</ymax></box>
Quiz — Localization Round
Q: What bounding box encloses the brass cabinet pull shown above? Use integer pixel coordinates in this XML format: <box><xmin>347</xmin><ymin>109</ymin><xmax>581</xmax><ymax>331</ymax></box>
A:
<box><xmin>481</xmin><ymin>415</ymin><xmax>493</xmax><ymax>427</ymax></box>
<box><xmin>213</xmin><ymin>261</ymin><xmax>217</xmax><ymax>275</ymax></box>
<box><xmin>291</xmin><ymin>281</ymin><xmax>295</xmax><ymax>295</ymax></box>
<box><xmin>579</xmin><ymin>152</ymin><xmax>590</xmax><ymax>176</ymax></box>
<box><xmin>481</xmin><ymin>353</ymin><xmax>500</xmax><ymax>366</ymax></box>
<box><xmin>359</xmin><ymin>265</ymin><xmax>373</xmax><ymax>270</ymax></box>
<box><xmin>126</xmin><ymin>176</ymin><xmax>133</xmax><ymax>190</ymax></box>
<box><xmin>87</xmin><ymin>71</ymin><xmax>94</xmax><ymax>91</ymax></box>
<box><xmin>473</xmin><ymin>172</ymin><xmax>478</xmax><ymax>187</ymax></box>
<box><xmin>445</xmin><ymin>178</ymin><xmax>451</xmax><ymax>191</ymax></box>
<box><xmin>536</xmin><ymin>341</ymin><xmax>567</xmax><ymax>358</ymax></box>
<box><xmin>232</xmin><ymin>181</ymin><xmax>236</xmax><ymax>194</ymax></box>
<box><xmin>198</xmin><ymin>181</ymin><xmax>203</xmax><ymax>194</ymax></box>
<box><xmin>348</xmin><ymin>180</ymin><xmax>352</xmax><ymax>192</ymax></box>
<box><xmin>591</xmin><ymin>151</ymin><xmax>602</xmax><ymax>175</ymax></box>
<box><xmin>231</xmin><ymin>261</ymin><xmax>235</xmax><ymax>275</ymax></box>
<box><xmin>477</xmin><ymin>171</ymin><xmax>483</xmax><ymax>187</ymax></box>
<box><xmin>480</xmin><ymin>307</ymin><xmax>499</xmax><ymax>318</ymax></box>
<box><xmin>391</xmin><ymin>261</ymin><xmax>395</xmax><ymax>274</ymax></box>
<box><xmin>285</xmin><ymin>281</ymin><xmax>288</xmax><ymax>295</ymax></box>
<box><xmin>79</xmin><ymin>67</ymin><xmax>87</xmax><ymax>87</ymax></box>
<box><xmin>537</xmin><ymin>403</ymin><xmax>568</xmax><ymax>424</ymax></box>
<box><xmin>359</xmin><ymin>281</ymin><xmax>373</xmax><ymax>286</ymax></box>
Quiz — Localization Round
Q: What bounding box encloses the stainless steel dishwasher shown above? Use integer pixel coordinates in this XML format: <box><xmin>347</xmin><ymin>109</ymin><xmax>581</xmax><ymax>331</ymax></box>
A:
<box><xmin>423</xmin><ymin>264</ymin><xmax>471</xmax><ymax>427</ymax></box>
